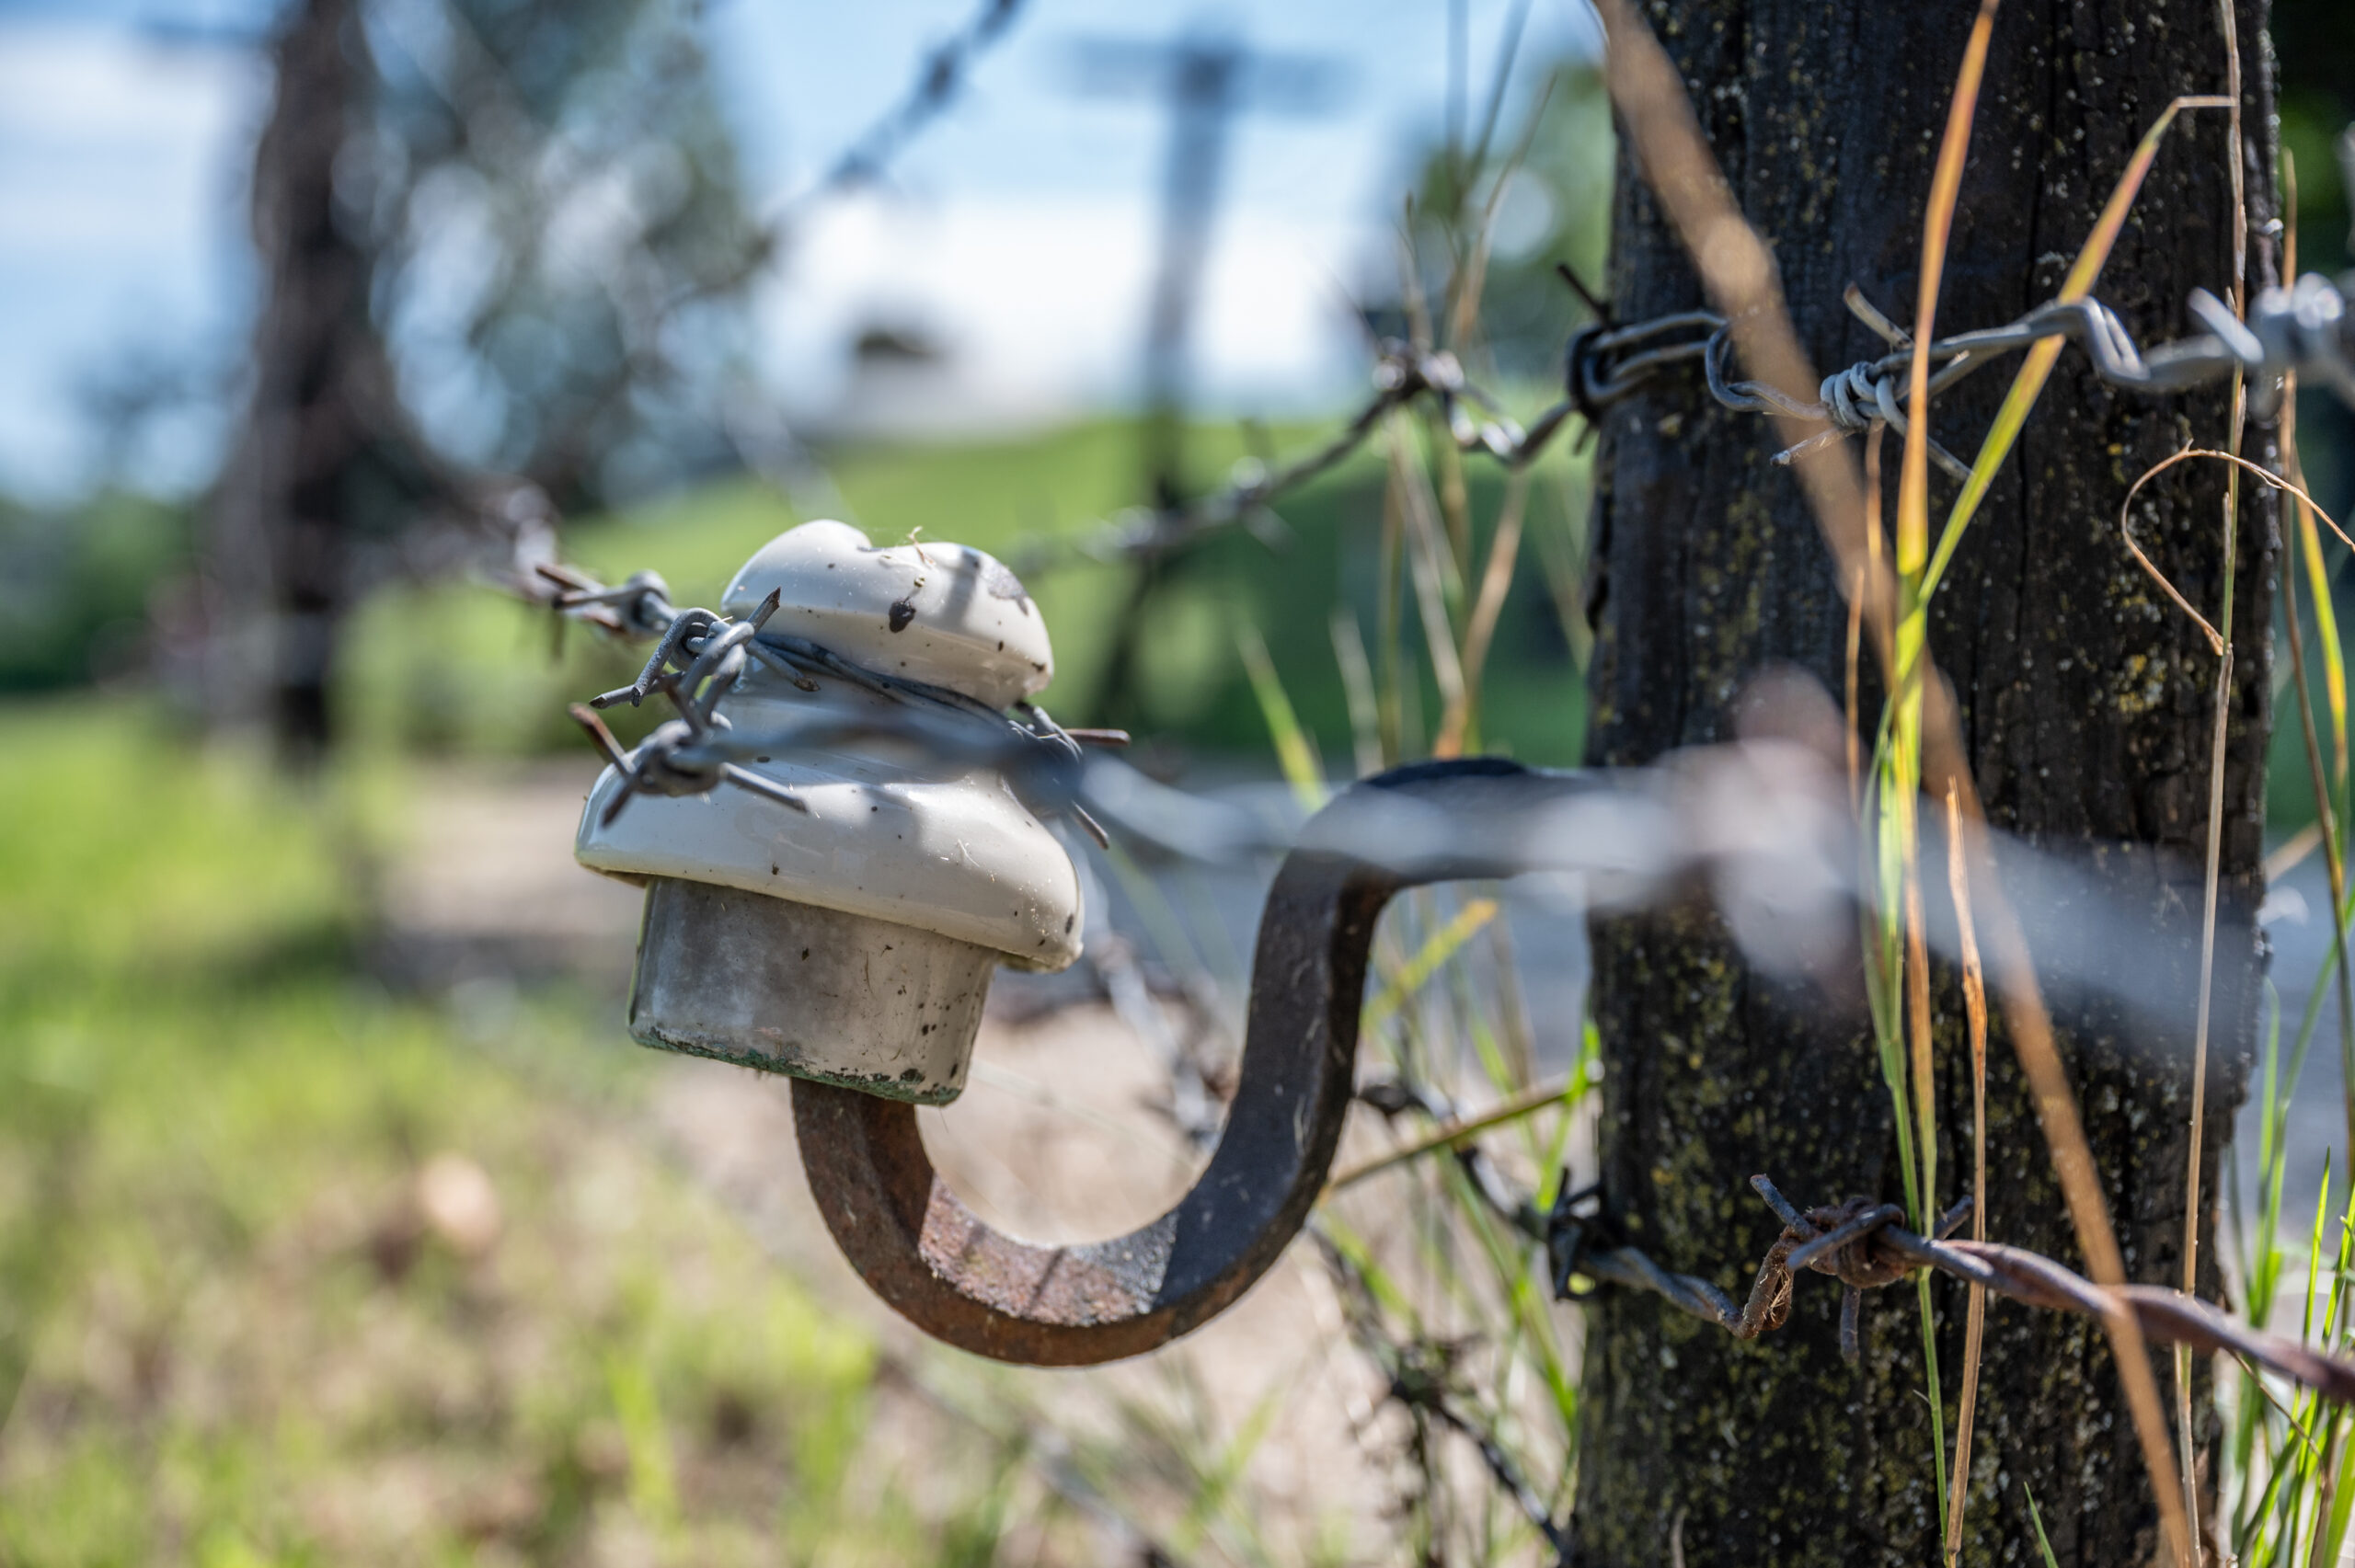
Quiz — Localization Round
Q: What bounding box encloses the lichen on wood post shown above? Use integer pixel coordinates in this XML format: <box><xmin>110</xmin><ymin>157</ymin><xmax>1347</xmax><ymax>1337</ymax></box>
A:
<box><xmin>1577</xmin><ymin>3</ymin><xmax>2278</xmax><ymax>1562</ymax></box>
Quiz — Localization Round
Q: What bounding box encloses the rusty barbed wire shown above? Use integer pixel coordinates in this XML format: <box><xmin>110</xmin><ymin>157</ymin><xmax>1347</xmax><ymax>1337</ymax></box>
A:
<box><xmin>1317</xmin><ymin>1069</ymin><xmax>2355</xmax><ymax>1550</ymax></box>
<box><xmin>1313</xmin><ymin>1228</ymin><xmax>1579</xmax><ymax>1566</ymax></box>
<box><xmin>1297</xmin><ymin>1084</ymin><xmax>2355</xmax><ymax>1568</ymax></box>
<box><xmin>1539</xmin><ymin>1170</ymin><xmax>2355</xmax><ymax>1402</ymax></box>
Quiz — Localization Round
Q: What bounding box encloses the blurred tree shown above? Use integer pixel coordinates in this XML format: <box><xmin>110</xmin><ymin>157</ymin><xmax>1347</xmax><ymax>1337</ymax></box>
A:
<box><xmin>361</xmin><ymin>0</ymin><xmax>770</xmax><ymax>504</ymax></box>
<box><xmin>205</xmin><ymin>0</ymin><xmax>766</xmax><ymax>759</ymax></box>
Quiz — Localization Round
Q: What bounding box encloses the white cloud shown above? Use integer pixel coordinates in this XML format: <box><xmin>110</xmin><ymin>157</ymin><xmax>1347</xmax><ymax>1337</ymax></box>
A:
<box><xmin>0</xmin><ymin>23</ymin><xmax>265</xmax><ymax>494</ymax></box>
<box><xmin>755</xmin><ymin>189</ymin><xmax>1373</xmax><ymax>437</ymax></box>
<box><xmin>0</xmin><ymin>26</ymin><xmax>262</xmax><ymax>252</ymax></box>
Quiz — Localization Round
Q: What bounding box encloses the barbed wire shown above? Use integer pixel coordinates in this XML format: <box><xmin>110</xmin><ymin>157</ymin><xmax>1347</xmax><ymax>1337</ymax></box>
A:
<box><xmin>1319</xmin><ymin>1068</ymin><xmax>2355</xmax><ymax>1551</ymax></box>
<box><xmin>527</xmin><ymin>560</ymin><xmax>1128</xmax><ymax>846</ymax></box>
<box><xmin>1542</xmin><ymin>1173</ymin><xmax>2355</xmax><ymax>1402</ymax></box>
<box><xmin>1313</xmin><ymin>1227</ymin><xmax>1579</xmax><ymax>1566</ymax></box>
<box><xmin>484</xmin><ymin>257</ymin><xmax>2354</xmax><ymax>635</ymax></box>
<box><xmin>1007</xmin><ymin>267</ymin><xmax>2355</xmax><ymax>585</ymax></box>
<box><xmin>1626</xmin><ymin>269</ymin><xmax>2355</xmax><ymax>480</ymax></box>
<box><xmin>776</xmin><ymin>0</ymin><xmax>1025</xmax><ymax>219</ymax></box>
<box><xmin>1006</xmin><ymin>338</ymin><xmax>1581</xmax><ymax>578</ymax></box>
<box><xmin>1303</xmin><ymin>1094</ymin><xmax>2355</xmax><ymax>1568</ymax></box>
<box><xmin>514</xmin><ymin>541</ymin><xmax>2277</xmax><ymax>1036</ymax></box>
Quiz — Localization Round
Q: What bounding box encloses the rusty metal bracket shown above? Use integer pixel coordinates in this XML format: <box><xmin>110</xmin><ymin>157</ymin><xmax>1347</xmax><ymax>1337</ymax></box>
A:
<box><xmin>792</xmin><ymin>757</ymin><xmax>1593</xmax><ymax>1366</ymax></box>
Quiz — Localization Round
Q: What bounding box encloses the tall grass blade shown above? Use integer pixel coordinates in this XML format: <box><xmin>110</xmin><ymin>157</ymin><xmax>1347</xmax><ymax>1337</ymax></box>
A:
<box><xmin>1388</xmin><ymin>423</ymin><xmax>1471</xmax><ymax>747</ymax></box>
<box><xmin>1896</xmin><ymin>0</ymin><xmax>2000</xmax><ymax>578</ymax></box>
<box><xmin>1944</xmin><ymin>784</ymin><xmax>1992</xmax><ymax>1565</ymax></box>
<box><xmin>1361</xmin><ymin>897</ymin><xmax>1499</xmax><ymax>1033</ymax></box>
<box><xmin>2025</xmin><ymin>1482</ymin><xmax>2062</xmax><ymax>1568</ymax></box>
<box><xmin>2300</xmin><ymin>507</ymin><xmax>2349</xmax><ymax>795</ymax></box>
<box><xmin>1237</xmin><ymin>621</ymin><xmax>1327</xmax><ymax>811</ymax></box>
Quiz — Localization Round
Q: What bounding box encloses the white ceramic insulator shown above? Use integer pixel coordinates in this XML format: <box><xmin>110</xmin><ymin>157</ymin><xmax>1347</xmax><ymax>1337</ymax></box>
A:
<box><xmin>576</xmin><ymin>672</ymin><xmax>1084</xmax><ymax>972</ymax></box>
<box><xmin>720</xmin><ymin>520</ymin><xmax>1052</xmax><ymax>711</ymax></box>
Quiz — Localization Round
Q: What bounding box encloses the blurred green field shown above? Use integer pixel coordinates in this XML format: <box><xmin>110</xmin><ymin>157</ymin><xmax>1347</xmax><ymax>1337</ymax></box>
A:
<box><xmin>0</xmin><ymin>703</ymin><xmax>1056</xmax><ymax>1565</ymax></box>
<box><xmin>336</xmin><ymin>418</ymin><xmax>1594</xmax><ymax>769</ymax></box>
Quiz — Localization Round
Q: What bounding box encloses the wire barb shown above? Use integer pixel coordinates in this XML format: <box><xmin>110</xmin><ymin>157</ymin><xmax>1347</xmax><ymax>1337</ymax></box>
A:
<box><xmin>1580</xmin><ymin>271</ymin><xmax>2355</xmax><ymax>477</ymax></box>
<box><xmin>539</xmin><ymin>558</ymin><xmax>1130</xmax><ymax>839</ymax></box>
<box><xmin>1544</xmin><ymin>1176</ymin><xmax>2355</xmax><ymax>1405</ymax></box>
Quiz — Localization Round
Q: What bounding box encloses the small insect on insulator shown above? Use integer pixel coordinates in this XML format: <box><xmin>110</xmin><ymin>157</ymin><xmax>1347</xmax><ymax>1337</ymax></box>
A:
<box><xmin>573</xmin><ymin>521</ymin><xmax>1082</xmax><ymax>1104</ymax></box>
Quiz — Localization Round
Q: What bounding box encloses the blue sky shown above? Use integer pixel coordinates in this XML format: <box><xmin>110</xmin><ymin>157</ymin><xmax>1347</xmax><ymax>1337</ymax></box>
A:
<box><xmin>0</xmin><ymin>0</ymin><xmax>1599</xmax><ymax>498</ymax></box>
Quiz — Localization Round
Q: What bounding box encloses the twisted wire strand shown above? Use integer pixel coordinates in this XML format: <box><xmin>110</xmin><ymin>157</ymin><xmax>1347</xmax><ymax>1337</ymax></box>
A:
<box><xmin>542</xmin><ymin>558</ymin><xmax>1125</xmax><ymax>842</ymax></box>
<box><xmin>1545</xmin><ymin>1173</ymin><xmax>2355</xmax><ymax>1403</ymax></box>
<box><xmin>501</xmin><ymin>272</ymin><xmax>2352</xmax><ymax>629</ymax></box>
<box><xmin>1008</xmin><ymin>339</ymin><xmax>1581</xmax><ymax>578</ymax></box>
<box><xmin>1650</xmin><ymin>271</ymin><xmax>2354</xmax><ymax>476</ymax></box>
<box><xmin>1000</xmin><ymin>271</ymin><xmax>2351</xmax><ymax>584</ymax></box>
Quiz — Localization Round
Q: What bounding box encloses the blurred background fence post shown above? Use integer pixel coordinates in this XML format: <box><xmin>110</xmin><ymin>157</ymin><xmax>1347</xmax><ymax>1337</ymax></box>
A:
<box><xmin>1064</xmin><ymin>28</ymin><xmax>1343</xmax><ymax>725</ymax></box>
<box><xmin>201</xmin><ymin>0</ymin><xmax>773</xmax><ymax>763</ymax></box>
<box><xmin>205</xmin><ymin>0</ymin><xmax>419</xmax><ymax>761</ymax></box>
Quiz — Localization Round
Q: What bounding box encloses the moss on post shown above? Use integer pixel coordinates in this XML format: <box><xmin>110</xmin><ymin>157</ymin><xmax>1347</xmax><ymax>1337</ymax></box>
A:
<box><xmin>1576</xmin><ymin>3</ymin><xmax>2277</xmax><ymax>1562</ymax></box>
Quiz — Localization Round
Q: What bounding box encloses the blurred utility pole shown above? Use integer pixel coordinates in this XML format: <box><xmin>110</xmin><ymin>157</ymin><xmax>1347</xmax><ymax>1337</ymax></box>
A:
<box><xmin>1067</xmin><ymin>29</ymin><xmax>1341</xmax><ymax>721</ymax></box>
<box><xmin>1072</xmin><ymin>32</ymin><xmax>1338</xmax><ymax>506</ymax></box>
<box><xmin>206</xmin><ymin>0</ymin><xmax>442</xmax><ymax>763</ymax></box>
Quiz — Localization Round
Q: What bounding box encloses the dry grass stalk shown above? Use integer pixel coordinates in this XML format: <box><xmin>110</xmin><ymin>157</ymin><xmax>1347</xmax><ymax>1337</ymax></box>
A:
<box><xmin>2180</xmin><ymin>31</ymin><xmax>2247</xmax><ymax>1538</ymax></box>
<box><xmin>1439</xmin><ymin>465</ymin><xmax>1534</xmax><ymax>758</ymax></box>
<box><xmin>1896</xmin><ymin>0</ymin><xmax>2002</xmax><ymax>579</ymax></box>
<box><xmin>1325</xmin><ymin>1075</ymin><xmax>1576</xmax><ymax>1193</ymax></box>
<box><xmin>1901</xmin><ymin>13</ymin><xmax>2000</xmax><ymax>1412</ymax></box>
<box><xmin>1945</xmin><ymin>783</ymin><xmax>1993</xmax><ymax>1565</ymax></box>
<box><xmin>2121</xmin><ymin>451</ymin><xmax>2348</xmax><ymax>567</ymax></box>
<box><xmin>1387</xmin><ymin>419</ymin><xmax>1470</xmax><ymax>727</ymax></box>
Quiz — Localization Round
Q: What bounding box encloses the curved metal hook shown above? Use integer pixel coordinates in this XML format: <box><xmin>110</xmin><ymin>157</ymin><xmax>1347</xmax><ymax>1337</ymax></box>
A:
<box><xmin>791</xmin><ymin>757</ymin><xmax>1591</xmax><ymax>1366</ymax></box>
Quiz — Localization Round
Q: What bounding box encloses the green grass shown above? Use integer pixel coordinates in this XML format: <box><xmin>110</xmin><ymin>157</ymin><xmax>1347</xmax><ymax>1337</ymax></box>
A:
<box><xmin>0</xmin><ymin>701</ymin><xmax>1036</xmax><ymax>1565</ymax></box>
